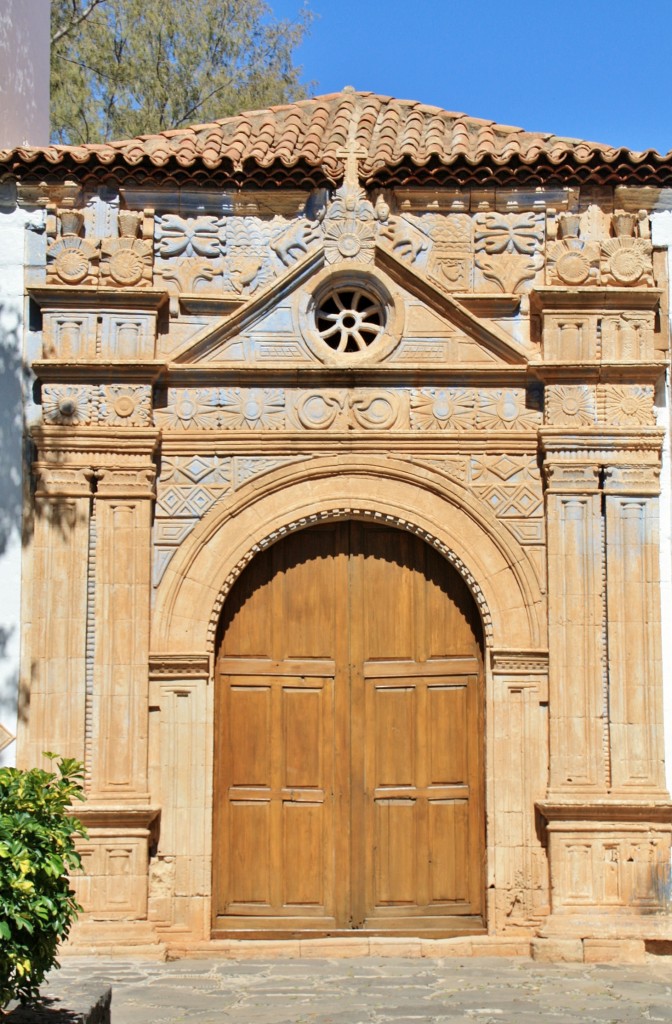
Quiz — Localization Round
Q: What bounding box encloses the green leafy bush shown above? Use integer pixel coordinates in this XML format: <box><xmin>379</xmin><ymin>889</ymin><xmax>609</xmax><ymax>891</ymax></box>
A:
<box><xmin>0</xmin><ymin>755</ymin><xmax>87</xmax><ymax>1006</ymax></box>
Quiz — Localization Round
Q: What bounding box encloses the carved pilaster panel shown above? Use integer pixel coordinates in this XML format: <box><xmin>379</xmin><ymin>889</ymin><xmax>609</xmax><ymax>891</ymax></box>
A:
<box><xmin>546</xmin><ymin>490</ymin><xmax>606</xmax><ymax>791</ymax></box>
<box><xmin>543</xmin><ymin>820</ymin><xmax>672</xmax><ymax>916</ymax></box>
<box><xmin>99</xmin><ymin>314</ymin><xmax>156</xmax><ymax>359</ymax></box>
<box><xmin>21</xmin><ymin>494</ymin><xmax>90</xmax><ymax>768</ymax></box>
<box><xmin>543</xmin><ymin>315</ymin><xmax>596</xmax><ymax>361</ymax></box>
<box><xmin>43</xmin><ymin>312</ymin><xmax>98</xmax><ymax>359</ymax></box>
<box><xmin>91</xmin><ymin>496</ymin><xmax>152</xmax><ymax>798</ymax></box>
<box><xmin>491</xmin><ymin>651</ymin><xmax>550</xmax><ymax>929</ymax></box>
<box><xmin>601</xmin><ymin>312</ymin><xmax>655</xmax><ymax>361</ymax></box>
<box><xmin>605</xmin><ymin>494</ymin><xmax>666</xmax><ymax>793</ymax></box>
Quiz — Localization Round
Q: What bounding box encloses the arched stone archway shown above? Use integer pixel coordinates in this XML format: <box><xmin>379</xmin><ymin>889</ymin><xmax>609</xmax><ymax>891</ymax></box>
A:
<box><xmin>151</xmin><ymin>455</ymin><xmax>545</xmax><ymax>655</ymax></box>
<box><xmin>147</xmin><ymin>457</ymin><xmax>549</xmax><ymax>941</ymax></box>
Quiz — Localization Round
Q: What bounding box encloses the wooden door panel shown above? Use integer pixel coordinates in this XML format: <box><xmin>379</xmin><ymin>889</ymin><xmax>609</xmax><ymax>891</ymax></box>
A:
<box><xmin>362</xmin><ymin>663</ymin><xmax>481</xmax><ymax>924</ymax></box>
<box><xmin>214</xmin><ymin>667</ymin><xmax>338</xmax><ymax>923</ymax></box>
<box><xmin>214</xmin><ymin>523</ymin><xmax>485</xmax><ymax>935</ymax></box>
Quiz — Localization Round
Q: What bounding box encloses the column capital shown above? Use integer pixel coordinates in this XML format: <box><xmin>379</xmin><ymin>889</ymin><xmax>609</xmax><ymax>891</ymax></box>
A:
<box><xmin>95</xmin><ymin>465</ymin><xmax>156</xmax><ymax>499</ymax></box>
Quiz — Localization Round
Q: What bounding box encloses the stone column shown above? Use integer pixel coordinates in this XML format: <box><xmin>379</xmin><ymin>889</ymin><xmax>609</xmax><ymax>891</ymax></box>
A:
<box><xmin>18</xmin><ymin>463</ymin><xmax>92</xmax><ymax>768</ymax></box>
<box><xmin>545</xmin><ymin>461</ymin><xmax>607</xmax><ymax>795</ymax></box>
<box><xmin>147</xmin><ymin>653</ymin><xmax>212</xmax><ymax>943</ymax></box>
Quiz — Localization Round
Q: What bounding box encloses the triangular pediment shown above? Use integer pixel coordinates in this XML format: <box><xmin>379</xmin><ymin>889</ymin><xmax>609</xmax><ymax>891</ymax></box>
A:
<box><xmin>168</xmin><ymin>243</ymin><xmax>532</xmax><ymax>369</ymax></box>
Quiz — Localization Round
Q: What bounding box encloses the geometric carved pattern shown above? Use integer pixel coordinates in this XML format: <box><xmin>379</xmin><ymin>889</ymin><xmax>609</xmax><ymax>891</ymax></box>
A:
<box><xmin>0</xmin><ymin>722</ymin><xmax>15</xmax><ymax>752</ymax></box>
<box><xmin>153</xmin><ymin>454</ymin><xmax>311</xmax><ymax>585</ymax></box>
<box><xmin>470</xmin><ymin>455</ymin><xmax>543</xmax><ymax>520</ymax></box>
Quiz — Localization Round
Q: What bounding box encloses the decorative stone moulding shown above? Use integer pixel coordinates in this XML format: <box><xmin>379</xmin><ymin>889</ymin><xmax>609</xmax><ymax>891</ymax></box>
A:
<box><xmin>30</xmin><ymin>286</ymin><xmax>168</xmax><ymax>361</ymax></box>
<box><xmin>530</xmin><ymin>288</ymin><xmax>662</xmax><ymax>365</ymax></box>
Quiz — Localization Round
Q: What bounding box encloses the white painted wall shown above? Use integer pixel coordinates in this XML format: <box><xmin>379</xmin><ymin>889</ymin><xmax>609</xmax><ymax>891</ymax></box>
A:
<box><xmin>0</xmin><ymin>189</ymin><xmax>45</xmax><ymax>765</ymax></box>
<box><xmin>0</xmin><ymin>0</ymin><xmax>50</xmax><ymax>148</ymax></box>
<box><xmin>651</xmin><ymin>211</ymin><xmax>672</xmax><ymax>792</ymax></box>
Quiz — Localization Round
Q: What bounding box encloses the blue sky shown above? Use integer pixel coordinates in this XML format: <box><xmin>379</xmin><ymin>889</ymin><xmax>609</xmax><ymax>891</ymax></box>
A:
<box><xmin>271</xmin><ymin>0</ymin><xmax>672</xmax><ymax>155</ymax></box>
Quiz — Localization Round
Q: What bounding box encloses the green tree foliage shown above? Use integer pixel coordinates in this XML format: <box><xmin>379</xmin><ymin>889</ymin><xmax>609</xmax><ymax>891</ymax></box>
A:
<box><xmin>50</xmin><ymin>0</ymin><xmax>313</xmax><ymax>144</ymax></box>
<box><xmin>0</xmin><ymin>756</ymin><xmax>86</xmax><ymax>1007</ymax></box>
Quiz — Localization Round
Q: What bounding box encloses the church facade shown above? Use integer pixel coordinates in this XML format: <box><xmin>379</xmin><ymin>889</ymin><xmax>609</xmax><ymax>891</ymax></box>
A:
<box><xmin>3</xmin><ymin>90</ymin><xmax>672</xmax><ymax>959</ymax></box>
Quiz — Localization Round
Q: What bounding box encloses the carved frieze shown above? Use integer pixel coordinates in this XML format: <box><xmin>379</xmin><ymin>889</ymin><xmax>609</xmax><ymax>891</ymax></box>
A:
<box><xmin>41</xmin><ymin>384</ymin><xmax>152</xmax><ymax>426</ymax></box>
<box><xmin>154</xmin><ymin>386</ymin><xmax>542</xmax><ymax>432</ymax></box>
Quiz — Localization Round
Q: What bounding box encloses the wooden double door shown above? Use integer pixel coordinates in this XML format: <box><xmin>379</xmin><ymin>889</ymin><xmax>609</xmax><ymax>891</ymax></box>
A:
<box><xmin>213</xmin><ymin>522</ymin><xmax>485</xmax><ymax>936</ymax></box>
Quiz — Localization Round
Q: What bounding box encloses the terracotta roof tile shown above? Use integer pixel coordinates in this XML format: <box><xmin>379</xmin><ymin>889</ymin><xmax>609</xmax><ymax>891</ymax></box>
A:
<box><xmin>2</xmin><ymin>90</ymin><xmax>670</xmax><ymax>185</ymax></box>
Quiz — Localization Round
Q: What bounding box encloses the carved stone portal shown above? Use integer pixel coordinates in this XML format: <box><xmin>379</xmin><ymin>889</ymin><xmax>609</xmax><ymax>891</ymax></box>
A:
<box><xmin>16</xmin><ymin>95</ymin><xmax>672</xmax><ymax>958</ymax></box>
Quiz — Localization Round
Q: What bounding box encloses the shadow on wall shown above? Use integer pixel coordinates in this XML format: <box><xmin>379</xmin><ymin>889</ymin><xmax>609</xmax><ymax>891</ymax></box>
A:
<box><xmin>0</xmin><ymin>301</ymin><xmax>26</xmax><ymax>558</ymax></box>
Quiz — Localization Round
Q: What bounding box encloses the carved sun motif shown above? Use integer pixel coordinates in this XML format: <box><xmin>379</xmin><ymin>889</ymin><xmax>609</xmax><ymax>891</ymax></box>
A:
<box><xmin>604</xmin><ymin>386</ymin><xmax>654</xmax><ymax>426</ymax></box>
<box><xmin>220</xmin><ymin>389</ymin><xmax>285</xmax><ymax>430</ymax></box>
<box><xmin>477</xmin><ymin>389</ymin><xmax>540</xmax><ymax>431</ymax></box>
<box><xmin>546</xmin><ymin>386</ymin><xmax>596</xmax><ymax>426</ymax></box>
<box><xmin>410</xmin><ymin>388</ymin><xmax>475</xmax><ymax>431</ymax></box>
<box><xmin>42</xmin><ymin>385</ymin><xmax>90</xmax><ymax>425</ymax></box>
<box><xmin>101</xmin><ymin>385</ymin><xmax>151</xmax><ymax>426</ymax></box>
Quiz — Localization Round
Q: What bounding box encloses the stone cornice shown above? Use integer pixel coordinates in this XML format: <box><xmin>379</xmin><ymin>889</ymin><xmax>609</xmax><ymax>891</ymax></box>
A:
<box><xmin>34</xmin><ymin>360</ymin><xmax>167</xmax><ymax>384</ymax></box>
<box><xmin>148</xmin><ymin>653</ymin><xmax>211</xmax><ymax>679</ymax></box>
<box><xmin>73</xmin><ymin>805</ymin><xmax>160</xmax><ymax>830</ymax></box>
<box><xmin>540</xmin><ymin>426</ymin><xmax>664</xmax><ymax>458</ymax></box>
<box><xmin>528</xmin><ymin>360</ymin><xmax>667</xmax><ymax>384</ymax></box>
<box><xmin>31</xmin><ymin>425</ymin><xmax>160</xmax><ymax>461</ymax></box>
<box><xmin>531</xmin><ymin>287</ymin><xmax>662</xmax><ymax>314</ymax></box>
<box><xmin>29</xmin><ymin>285</ymin><xmax>169</xmax><ymax>311</ymax></box>
<box><xmin>537</xmin><ymin>800</ymin><xmax>672</xmax><ymax>824</ymax></box>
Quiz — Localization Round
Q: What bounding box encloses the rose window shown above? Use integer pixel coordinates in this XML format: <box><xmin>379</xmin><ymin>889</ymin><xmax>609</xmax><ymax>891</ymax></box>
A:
<box><xmin>315</xmin><ymin>287</ymin><xmax>385</xmax><ymax>354</ymax></box>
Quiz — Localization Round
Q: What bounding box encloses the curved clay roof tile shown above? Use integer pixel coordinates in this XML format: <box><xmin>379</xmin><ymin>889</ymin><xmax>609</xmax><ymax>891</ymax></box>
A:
<box><xmin>2</xmin><ymin>91</ymin><xmax>667</xmax><ymax>183</ymax></box>
<box><xmin>450</xmin><ymin>120</ymin><xmax>470</xmax><ymax>156</ymax></box>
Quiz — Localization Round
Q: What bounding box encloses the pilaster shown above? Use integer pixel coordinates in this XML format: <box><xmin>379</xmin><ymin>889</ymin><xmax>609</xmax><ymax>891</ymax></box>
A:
<box><xmin>89</xmin><ymin>463</ymin><xmax>156</xmax><ymax>803</ymax></box>
<box><xmin>18</xmin><ymin>463</ymin><xmax>92</xmax><ymax>768</ymax></box>
<box><xmin>544</xmin><ymin>460</ymin><xmax>606</xmax><ymax>795</ymax></box>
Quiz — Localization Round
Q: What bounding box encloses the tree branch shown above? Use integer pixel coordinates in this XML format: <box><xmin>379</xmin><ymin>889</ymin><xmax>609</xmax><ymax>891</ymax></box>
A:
<box><xmin>51</xmin><ymin>0</ymin><xmax>108</xmax><ymax>46</ymax></box>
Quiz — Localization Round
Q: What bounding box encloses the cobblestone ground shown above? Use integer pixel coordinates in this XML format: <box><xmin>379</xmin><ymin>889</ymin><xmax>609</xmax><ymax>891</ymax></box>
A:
<box><xmin>44</xmin><ymin>955</ymin><xmax>672</xmax><ymax>1024</ymax></box>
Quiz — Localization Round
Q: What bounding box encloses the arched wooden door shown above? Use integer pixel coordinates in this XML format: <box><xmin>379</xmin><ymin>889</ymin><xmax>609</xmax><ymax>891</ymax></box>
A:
<box><xmin>213</xmin><ymin>521</ymin><xmax>485</xmax><ymax>936</ymax></box>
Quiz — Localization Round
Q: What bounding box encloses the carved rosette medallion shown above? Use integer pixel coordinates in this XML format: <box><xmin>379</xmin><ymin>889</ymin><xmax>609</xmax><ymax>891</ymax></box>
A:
<box><xmin>602</xmin><ymin>385</ymin><xmax>655</xmax><ymax>426</ymax></box>
<box><xmin>42</xmin><ymin>385</ymin><xmax>91</xmax><ymax>425</ymax></box>
<box><xmin>99</xmin><ymin>385</ymin><xmax>152</xmax><ymax>426</ymax></box>
<box><xmin>545</xmin><ymin>385</ymin><xmax>597</xmax><ymax>426</ymax></box>
<box><xmin>546</xmin><ymin>240</ymin><xmax>600</xmax><ymax>286</ymax></box>
<box><xmin>101</xmin><ymin>238</ymin><xmax>153</xmax><ymax>287</ymax></box>
<box><xmin>601</xmin><ymin>238</ymin><xmax>653</xmax><ymax>286</ymax></box>
<box><xmin>47</xmin><ymin>237</ymin><xmax>99</xmax><ymax>285</ymax></box>
<box><xmin>477</xmin><ymin>389</ymin><xmax>541</xmax><ymax>431</ymax></box>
